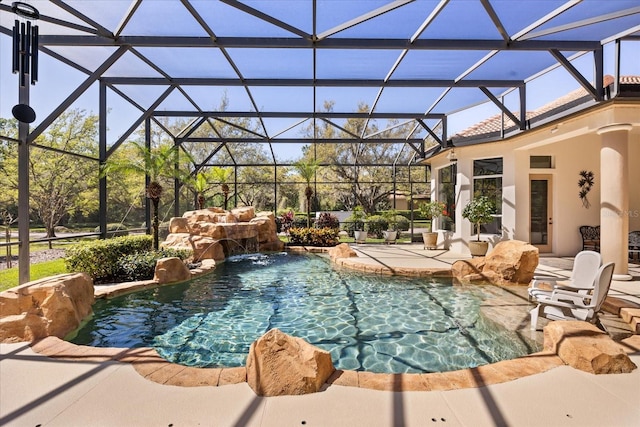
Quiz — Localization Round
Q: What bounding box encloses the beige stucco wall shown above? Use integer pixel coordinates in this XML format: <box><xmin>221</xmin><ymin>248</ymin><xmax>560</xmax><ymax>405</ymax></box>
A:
<box><xmin>428</xmin><ymin>101</ymin><xmax>639</xmax><ymax>256</ymax></box>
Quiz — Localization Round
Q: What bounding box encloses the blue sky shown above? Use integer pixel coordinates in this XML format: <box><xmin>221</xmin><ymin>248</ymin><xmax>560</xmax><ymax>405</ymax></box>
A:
<box><xmin>1</xmin><ymin>1</ymin><xmax>639</xmax><ymax>162</ymax></box>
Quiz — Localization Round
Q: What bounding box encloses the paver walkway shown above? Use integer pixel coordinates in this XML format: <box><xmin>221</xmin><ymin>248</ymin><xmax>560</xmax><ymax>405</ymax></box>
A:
<box><xmin>1</xmin><ymin>244</ymin><xmax>639</xmax><ymax>426</ymax></box>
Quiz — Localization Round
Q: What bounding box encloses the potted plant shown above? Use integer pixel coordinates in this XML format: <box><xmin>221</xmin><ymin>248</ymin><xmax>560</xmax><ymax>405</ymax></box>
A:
<box><xmin>351</xmin><ymin>206</ymin><xmax>368</xmax><ymax>244</ymax></box>
<box><xmin>382</xmin><ymin>209</ymin><xmax>399</xmax><ymax>244</ymax></box>
<box><xmin>462</xmin><ymin>195</ymin><xmax>496</xmax><ymax>256</ymax></box>
<box><xmin>418</xmin><ymin>200</ymin><xmax>445</xmax><ymax>249</ymax></box>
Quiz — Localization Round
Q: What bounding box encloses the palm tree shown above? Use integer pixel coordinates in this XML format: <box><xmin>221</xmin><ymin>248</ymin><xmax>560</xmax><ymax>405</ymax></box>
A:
<box><xmin>184</xmin><ymin>171</ymin><xmax>209</xmax><ymax>209</ymax></box>
<box><xmin>101</xmin><ymin>141</ymin><xmax>180</xmax><ymax>250</ymax></box>
<box><xmin>210</xmin><ymin>166</ymin><xmax>233</xmax><ymax>210</ymax></box>
<box><xmin>293</xmin><ymin>159</ymin><xmax>320</xmax><ymax>227</ymax></box>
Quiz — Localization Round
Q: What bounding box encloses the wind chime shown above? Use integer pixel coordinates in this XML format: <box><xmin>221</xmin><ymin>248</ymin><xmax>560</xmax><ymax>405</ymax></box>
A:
<box><xmin>10</xmin><ymin>1</ymin><xmax>40</xmax><ymax>123</ymax></box>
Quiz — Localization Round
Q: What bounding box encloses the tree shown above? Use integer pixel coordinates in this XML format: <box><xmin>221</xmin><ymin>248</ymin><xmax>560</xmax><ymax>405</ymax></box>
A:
<box><xmin>293</xmin><ymin>159</ymin><xmax>320</xmax><ymax>227</ymax></box>
<box><xmin>102</xmin><ymin>141</ymin><xmax>181</xmax><ymax>250</ymax></box>
<box><xmin>29</xmin><ymin>110</ymin><xmax>98</xmax><ymax>241</ymax></box>
<box><xmin>300</xmin><ymin>101</ymin><xmax>419</xmax><ymax>214</ymax></box>
<box><xmin>210</xmin><ymin>166</ymin><xmax>233</xmax><ymax>210</ymax></box>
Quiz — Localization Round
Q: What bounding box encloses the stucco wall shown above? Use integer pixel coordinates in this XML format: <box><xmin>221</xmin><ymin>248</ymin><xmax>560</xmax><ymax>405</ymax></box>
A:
<box><xmin>428</xmin><ymin>102</ymin><xmax>639</xmax><ymax>257</ymax></box>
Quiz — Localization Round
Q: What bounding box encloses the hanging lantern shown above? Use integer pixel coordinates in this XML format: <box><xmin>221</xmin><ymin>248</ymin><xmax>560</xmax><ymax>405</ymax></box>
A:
<box><xmin>11</xmin><ymin>1</ymin><xmax>40</xmax><ymax>87</ymax></box>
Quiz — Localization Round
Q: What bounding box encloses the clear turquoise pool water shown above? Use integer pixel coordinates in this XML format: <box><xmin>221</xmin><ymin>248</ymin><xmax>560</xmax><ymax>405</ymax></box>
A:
<box><xmin>71</xmin><ymin>252</ymin><xmax>539</xmax><ymax>373</ymax></box>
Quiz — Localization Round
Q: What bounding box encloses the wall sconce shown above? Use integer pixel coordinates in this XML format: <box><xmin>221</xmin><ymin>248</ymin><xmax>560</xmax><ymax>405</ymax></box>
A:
<box><xmin>446</xmin><ymin>148</ymin><xmax>457</xmax><ymax>163</ymax></box>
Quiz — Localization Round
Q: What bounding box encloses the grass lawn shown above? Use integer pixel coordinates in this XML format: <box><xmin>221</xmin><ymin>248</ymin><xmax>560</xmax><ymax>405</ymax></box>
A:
<box><xmin>0</xmin><ymin>241</ymin><xmax>70</xmax><ymax>291</ymax></box>
<box><xmin>0</xmin><ymin>258</ymin><xmax>68</xmax><ymax>292</ymax></box>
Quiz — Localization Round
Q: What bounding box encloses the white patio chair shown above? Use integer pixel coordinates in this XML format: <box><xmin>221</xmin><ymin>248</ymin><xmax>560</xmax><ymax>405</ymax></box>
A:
<box><xmin>529</xmin><ymin>262</ymin><xmax>615</xmax><ymax>331</ymax></box>
<box><xmin>528</xmin><ymin>250</ymin><xmax>601</xmax><ymax>301</ymax></box>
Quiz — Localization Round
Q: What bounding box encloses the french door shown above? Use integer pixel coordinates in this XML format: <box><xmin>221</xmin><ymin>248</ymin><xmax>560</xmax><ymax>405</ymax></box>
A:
<box><xmin>530</xmin><ymin>175</ymin><xmax>553</xmax><ymax>253</ymax></box>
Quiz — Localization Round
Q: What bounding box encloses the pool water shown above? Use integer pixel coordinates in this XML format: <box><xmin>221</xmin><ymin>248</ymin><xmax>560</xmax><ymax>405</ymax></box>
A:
<box><xmin>71</xmin><ymin>252</ymin><xmax>540</xmax><ymax>373</ymax></box>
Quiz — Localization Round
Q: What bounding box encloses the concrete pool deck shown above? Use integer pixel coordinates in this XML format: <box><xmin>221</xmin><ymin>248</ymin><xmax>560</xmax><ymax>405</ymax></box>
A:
<box><xmin>1</xmin><ymin>244</ymin><xmax>639</xmax><ymax>426</ymax></box>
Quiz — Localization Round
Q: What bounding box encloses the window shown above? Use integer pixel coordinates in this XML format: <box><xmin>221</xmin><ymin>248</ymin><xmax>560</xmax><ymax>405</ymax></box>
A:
<box><xmin>438</xmin><ymin>164</ymin><xmax>456</xmax><ymax>231</ymax></box>
<box><xmin>473</xmin><ymin>157</ymin><xmax>502</xmax><ymax>234</ymax></box>
<box><xmin>530</xmin><ymin>156</ymin><xmax>553</xmax><ymax>168</ymax></box>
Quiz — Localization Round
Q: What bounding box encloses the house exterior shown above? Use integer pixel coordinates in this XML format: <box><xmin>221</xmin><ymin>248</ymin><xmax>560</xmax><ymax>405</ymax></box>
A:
<box><xmin>423</xmin><ymin>76</ymin><xmax>640</xmax><ymax>280</ymax></box>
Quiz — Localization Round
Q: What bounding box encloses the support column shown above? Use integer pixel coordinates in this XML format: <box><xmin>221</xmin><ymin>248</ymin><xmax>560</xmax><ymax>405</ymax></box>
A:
<box><xmin>17</xmin><ymin>84</ymin><xmax>30</xmax><ymax>284</ymax></box>
<box><xmin>597</xmin><ymin>124</ymin><xmax>632</xmax><ymax>280</ymax></box>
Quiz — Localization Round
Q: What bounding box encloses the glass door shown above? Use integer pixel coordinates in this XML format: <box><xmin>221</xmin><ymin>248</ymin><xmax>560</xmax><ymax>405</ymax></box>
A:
<box><xmin>530</xmin><ymin>175</ymin><xmax>553</xmax><ymax>252</ymax></box>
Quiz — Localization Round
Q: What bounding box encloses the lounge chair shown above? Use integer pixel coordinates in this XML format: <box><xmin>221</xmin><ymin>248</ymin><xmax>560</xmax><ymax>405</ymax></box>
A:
<box><xmin>528</xmin><ymin>250</ymin><xmax>601</xmax><ymax>301</ymax></box>
<box><xmin>529</xmin><ymin>262</ymin><xmax>615</xmax><ymax>331</ymax></box>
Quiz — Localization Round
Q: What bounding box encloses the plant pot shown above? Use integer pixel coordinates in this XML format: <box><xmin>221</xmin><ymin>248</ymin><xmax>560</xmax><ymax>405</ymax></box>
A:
<box><xmin>469</xmin><ymin>241</ymin><xmax>489</xmax><ymax>256</ymax></box>
<box><xmin>422</xmin><ymin>232</ymin><xmax>438</xmax><ymax>250</ymax></box>
<box><xmin>354</xmin><ymin>230</ymin><xmax>367</xmax><ymax>244</ymax></box>
<box><xmin>383</xmin><ymin>230</ymin><xmax>397</xmax><ymax>244</ymax></box>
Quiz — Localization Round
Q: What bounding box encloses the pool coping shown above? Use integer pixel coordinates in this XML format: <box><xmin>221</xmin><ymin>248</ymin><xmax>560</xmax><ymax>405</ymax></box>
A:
<box><xmin>30</xmin><ymin>335</ymin><xmax>568</xmax><ymax>392</ymax></box>
<box><xmin>33</xmin><ymin>244</ymin><xmax>639</xmax><ymax>393</ymax></box>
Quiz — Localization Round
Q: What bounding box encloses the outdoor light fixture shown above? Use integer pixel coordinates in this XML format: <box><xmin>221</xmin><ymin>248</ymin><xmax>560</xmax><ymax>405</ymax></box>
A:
<box><xmin>446</xmin><ymin>147</ymin><xmax>457</xmax><ymax>163</ymax></box>
<box><xmin>10</xmin><ymin>1</ymin><xmax>39</xmax><ymax>123</ymax></box>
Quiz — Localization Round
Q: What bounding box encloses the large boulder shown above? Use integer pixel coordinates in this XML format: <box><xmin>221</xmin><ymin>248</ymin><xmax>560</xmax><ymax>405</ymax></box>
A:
<box><xmin>544</xmin><ymin>321</ymin><xmax>636</xmax><ymax>374</ymax></box>
<box><xmin>0</xmin><ymin>273</ymin><xmax>94</xmax><ymax>342</ymax></box>
<box><xmin>452</xmin><ymin>240</ymin><xmax>538</xmax><ymax>285</ymax></box>
<box><xmin>451</xmin><ymin>257</ymin><xmax>485</xmax><ymax>281</ymax></box>
<box><xmin>169</xmin><ymin>217</ymin><xmax>190</xmax><ymax>233</ymax></box>
<box><xmin>328</xmin><ymin>243</ymin><xmax>358</xmax><ymax>262</ymax></box>
<box><xmin>154</xmin><ymin>257</ymin><xmax>191</xmax><ymax>284</ymax></box>
<box><xmin>246</xmin><ymin>329</ymin><xmax>335</xmax><ymax>396</ymax></box>
<box><xmin>250</xmin><ymin>216</ymin><xmax>277</xmax><ymax>243</ymax></box>
<box><xmin>232</xmin><ymin>206</ymin><xmax>256</xmax><ymax>222</ymax></box>
<box><xmin>162</xmin><ymin>233</ymin><xmax>225</xmax><ymax>261</ymax></box>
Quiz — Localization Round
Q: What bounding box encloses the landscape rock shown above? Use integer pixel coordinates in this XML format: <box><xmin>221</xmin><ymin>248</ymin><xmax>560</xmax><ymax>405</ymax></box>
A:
<box><xmin>0</xmin><ymin>273</ymin><xmax>94</xmax><ymax>342</ymax></box>
<box><xmin>328</xmin><ymin>243</ymin><xmax>358</xmax><ymax>261</ymax></box>
<box><xmin>246</xmin><ymin>328</ymin><xmax>335</xmax><ymax>396</ymax></box>
<box><xmin>544</xmin><ymin>321</ymin><xmax>637</xmax><ymax>374</ymax></box>
<box><xmin>451</xmin><ymin>258</ymin><xmax>485</xmax><ymax>281</ymax></box>
<box><xmin>452</xmin><ymin>240</ymin><xmax>538</xmax><ymax>285</ymax></box>
<box><xmin>232</xmin><ymin>206</ymin><xmax>256</xmax><ymax>222</ymax></box>
<box><xmin>169</xmin><ymin>217</ymin><xmax>190</xmax><ymax>233</ymax></box>
<box><xmin>154</xmin><ymin>257</ymin><xmax>191</xmax><ymax>284</ymax></box>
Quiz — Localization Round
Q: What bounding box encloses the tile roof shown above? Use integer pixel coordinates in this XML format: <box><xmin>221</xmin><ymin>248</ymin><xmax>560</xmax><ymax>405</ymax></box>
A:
<box><xmin>452</xmin><ymin>76</ymin><xmax>639</xmax><ymax>140</ymax></box>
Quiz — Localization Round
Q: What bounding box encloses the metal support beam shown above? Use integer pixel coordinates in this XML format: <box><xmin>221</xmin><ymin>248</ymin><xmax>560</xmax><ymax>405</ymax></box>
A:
<box><xmin>101</xmin><ymin>76</ymin><xmax>524</xmax><ymax>88</ymax></box>
<box><xmin>519</xmin><ymin>85</ymin><xmax>527</xmax><ymax>129</ymax></box>
<box><xmin>17</xmin><ymin>81</ymin><xmax>30</xmax><ymax>284</ymax></box>
<box><xmin>99</xmin><ymin>81</ymin><xmax>107</xmax><ymax>239</ymax></box>
<box><xmin>38</xmin><ymin>35</ymin><xmax>602</xmax><ymax>51</ymax></box>
<box><xmin>479</xmin><ymin>86</ymin><xmax>522</xmax><ymax>129</ymax></box>
<box><xmin>28</xmin><ymin>46</ymin><xmax>128</xmax><ymax>143</ymax></box>
<box><xmin>594</xmin><ymin>46</ymin><xmax>604</xmax><ymax>101</ymax></box>
<box><xmin>144</xmin><ymin>118</ymin><xmax>151</xmax><ymax>235</ymax></box>
<box><xmin>152</xmin><ymin>111</ymin><xmax>445</xmax><ymax>120</ymax></box>
<box><xmin>106</xmin><ymin>85</ymin><xmax>176</xmax><ymax>157</ymax></box>
<box><xmin>174</xmin><ymin>139</ymin><xmax>180</xmax><ymax>218</ymax></box>
<box><xmin>549</xmin><ymin>49</ymin><xmax>598</xmax><ymax>100</ymax></box>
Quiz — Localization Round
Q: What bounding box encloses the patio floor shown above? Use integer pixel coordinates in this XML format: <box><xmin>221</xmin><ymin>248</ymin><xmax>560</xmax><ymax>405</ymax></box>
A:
<box><xmin>1</xmin><ymin>244</ymin><xmax>639</xmax><ymax>426</ymax></box>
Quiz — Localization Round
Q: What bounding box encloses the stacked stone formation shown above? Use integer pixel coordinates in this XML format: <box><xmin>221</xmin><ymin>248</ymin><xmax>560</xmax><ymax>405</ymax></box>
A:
<box><xmin>163</xmin><ymin>207</ymin><xmax>284</xmax><ymax>261</ymax></box>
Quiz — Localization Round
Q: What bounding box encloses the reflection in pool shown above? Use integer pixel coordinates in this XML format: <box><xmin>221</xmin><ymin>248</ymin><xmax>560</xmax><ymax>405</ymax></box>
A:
<box><xmin>71</xmin><ymin>253</ymin><xmax>540</xmax><ymax>373</ymax></box>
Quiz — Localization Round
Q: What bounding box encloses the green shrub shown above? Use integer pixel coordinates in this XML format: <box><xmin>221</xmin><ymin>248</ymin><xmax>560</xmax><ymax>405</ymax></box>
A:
<box><xmin>65</xmin><ymin>235</ymin><xmax>153</xmax><ymax>283</ymax></box>
<box><xmin>366</xmin><ymin>215</ymin><xmax>387</xmax><ymax>238</ymax></box>
<box><xmin>288</xmin><ymin>227</ymin><xmax>339</xmax><ymax>247</ymax></box>
<box><xmin>341</xmin><ymin>206</ymin><xmax>367</xmax><ymax>237</ymax></box>
<box><xmin>94</xmin><ymin>223</ymin><xmax>129</xmax><ymax>238</ymax></box>
<box><xmin>315</xmin><ymin>212</ymin><xmax>340</xmax><ymax>229</ymax></box>
<box><xmin>395</xmin><ymin>214</ymin><xmax>410</xmax><ymax>231</ymax></box>
<box><xmin>116</xmin><ymin>248</ymin><xmax>191</xmax><ymax>282</ymax></box>
<box><xmin>293</xmin><ymin>216</ymin><xmax>314</xmax><ymax>228</ymax></box>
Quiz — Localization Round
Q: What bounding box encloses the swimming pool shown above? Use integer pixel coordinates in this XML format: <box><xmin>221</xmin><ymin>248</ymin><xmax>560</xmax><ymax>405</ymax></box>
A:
<box><xmin>71</xmin><ymin>252</ymin><xmax>540</xmax><ymax>373</ymax></box>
